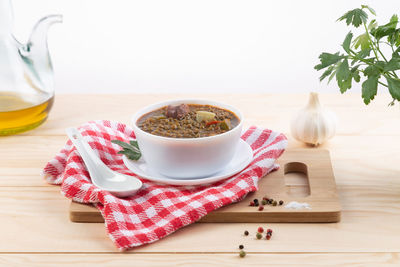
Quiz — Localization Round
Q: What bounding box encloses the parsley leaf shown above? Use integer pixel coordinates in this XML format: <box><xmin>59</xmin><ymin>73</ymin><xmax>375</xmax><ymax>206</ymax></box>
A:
<box><xmin>364</xmin><ymin>65</ymin><xmax>381</xmax><ymax>76</ymax></box>
<box><xmin>342</xmin><ymin>32</ymin><xmax>353</xmax><ymax>53</ymax></box>
<box><xmin>337</xmin><ymin>8</ymin><xmax>368</xmax><ymax>28</ymax></box>
<box><xmin>353</xmin><ymin>33</ymin><xmax>370</xmax><ymax>50</ymax></box>
<box><xmin>386</xmin><ymin>76</ymin><xmax>400</xmax><ymax>101</ymax></box>
<box><xmin>351</xmin><ymin>49</ymin><xmax>371</xmax><ymax>65</ymax></box>
<box><xmin>351</xmin><ymin>65</ymin><xmax>361</xmax><ymax>82</ymax></box>
<box><xmin>111</xmin><ymin>140</ymin><xmax>142</xmax><ymax>160</ymax></box>
<box><xmin>368</xmin><ymin>19</ymin><xmax>378</xmax><ymax>30</ymax></box>
<box><xmin>384</xmin><ymin>57</ymin><xmax>400</xmax><ymax>72</ymax></box>
<box><xmin>319</xmin><ymin>65</ymin><xmax>335</xmax><ymax>82</ymax></box>
<box><xmin>316</xmin><ymin>5</ymin><xmax>400</xmax><ymax>105</ymax></box>
<box><xmin>314</xmin><ymin>52</ymin><xmax>344</xmax><ymax>70</ymax></box>
<box><xmin>337</xmin><ymin>76</ymin><xmax>352</xmax><ymax>93</ymax></box>
<box><xmin>362</xmin><ymin>75</ymin><xmax>379</xmax><ymax>104</ymax></box>
<box><xmin>336</xmin><ymin>59</ymin><xmax>352</xmax><ymax>93</ymax></box>
<box><xmin>371</xmin><ymin>15</ymin><xmax>398</xmax><ymax>40</ymax></box>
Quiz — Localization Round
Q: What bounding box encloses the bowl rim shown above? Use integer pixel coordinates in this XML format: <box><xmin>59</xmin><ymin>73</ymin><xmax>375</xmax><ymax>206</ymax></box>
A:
<box><xmin>131</xmin><ymin>98</ymin><xmax>243</xmax><ymax>142</ymax></box>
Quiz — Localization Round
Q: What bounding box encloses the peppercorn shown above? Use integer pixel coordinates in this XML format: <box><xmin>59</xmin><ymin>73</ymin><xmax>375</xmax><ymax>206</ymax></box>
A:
<box><xmin>255</xmin><ymin>202</ymin><xmax>259</xmax><ymax>207</ymax></box>
<box><xmin>272</xmin><ymin>200</ymin><xmax>277</xmax><ymax>206</ymax></box>
<box><xmin>244</xmin><ymin>230</ymin><xmax>249</xmax><ymax>236</ymax></box>
<box><xmin>257</xmin><ymin>227</ymin><xmax>264</xmax><ymax>233</ymax></box>
<box><xmin>239</xmin><ymin>244</ymin><xmax>244</xmax><ymax>249</ymax></box>
<box><xmin>253</xmin><ymin>198</ymin><xmax>259</xmax><ymax>204</ymax></box>
<box><xmin>279</xmin><ymin>200</ymin><xmax>284</xmax><ymax>205</ymax></box>
<box><xmin>239</xmin><ymin>250</ymin><xmax>246</xmax><ymax>258</ymax></box>
<box><xmin>262</xmin><ymin>196</ymin><xmax>269</xmax><ymax>201</ymax></box>
<box><xmin>267</xmin><ymin>229</ymin><xmax>273</xmax><ymax>234</ymax></box>
<box><xmin>268</xmin><ymin>199</ymin><xmax>273</xmax><ymax>204</ymax></box>
<box><xmin>266</xmin><ymin>235</ymin><xmax>271</xmax><ymax>240</ymax></box>
<box><xmin>256</xmin><ymin>232</ymin><xmax>262</xmax><ymax>239</ymax></box>
<box><xmin>261</xmin><ymin>199</ymin><xmax>267</xmax><ymax>205</ymax></box>
<box><xmin>249</xmin><ymin>201</ymin><xmax>255</xmax><ymax>206</ymax></box>
<box><xmin>258</xmin><ymin>206</ymin><xmax>264</xmax><ymax>211</ymax></box>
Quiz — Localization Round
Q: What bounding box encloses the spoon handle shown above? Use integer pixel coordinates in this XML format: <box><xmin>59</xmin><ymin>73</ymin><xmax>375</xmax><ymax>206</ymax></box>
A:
<box><xmin>65</xmin><ymin>127</ymin><xmax>109</xmax><ymax>179</ymax></box>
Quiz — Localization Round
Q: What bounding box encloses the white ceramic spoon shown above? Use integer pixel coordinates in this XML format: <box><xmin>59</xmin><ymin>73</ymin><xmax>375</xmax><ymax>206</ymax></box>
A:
<box><xmin>66</xmin><ymin>127</ymin><xmax>142</xmax><ymax>198</ymax></box>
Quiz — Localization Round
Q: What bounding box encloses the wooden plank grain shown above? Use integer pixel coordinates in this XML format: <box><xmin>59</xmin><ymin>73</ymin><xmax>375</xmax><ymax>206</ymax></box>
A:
<box><xmin>0</xmin><ymin>186</ymin><xmax>398</xmax><ymax>253</ymax></box>
<box><xmin>0</xmin><ymin>135</ymin><xmax>66</xmax><ymax>179</ymax></box>
<box><xmin>0</xmin><ymin>176</ymin><xmax>48</xmax><ymax>187</ymax></box>
<box><xmin>0</xmin><ymin>253</ymin><xmax>399</xmax><ymax>267</ymax></box>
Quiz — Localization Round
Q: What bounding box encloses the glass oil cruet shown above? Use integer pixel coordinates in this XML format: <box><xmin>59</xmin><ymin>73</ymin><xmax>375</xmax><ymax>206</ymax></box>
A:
<box><xmin>0</xmin><ymin>0</ymin><xmax>62</xmax><ymax>135</ymax></box>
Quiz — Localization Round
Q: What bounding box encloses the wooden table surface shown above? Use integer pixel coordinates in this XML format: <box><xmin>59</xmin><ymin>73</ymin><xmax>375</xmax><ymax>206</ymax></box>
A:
<box><xmin>1</xmin><ymin>93</ymin><xmax>399</xmax><ymax>266</ymax></box>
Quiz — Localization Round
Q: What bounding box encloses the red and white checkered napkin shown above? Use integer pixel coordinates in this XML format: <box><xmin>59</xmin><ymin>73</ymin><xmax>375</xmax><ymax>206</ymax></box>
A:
<box><xmin>43</xmin><ymin>120</ymin><xmax>287</xmax><ymax>250</ymax></box>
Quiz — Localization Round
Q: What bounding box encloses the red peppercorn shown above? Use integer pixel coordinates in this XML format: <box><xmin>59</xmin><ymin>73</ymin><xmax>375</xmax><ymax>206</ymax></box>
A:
<box><xmin>258</xmin><ymin>206</ymin><xmax>264</xmax><ymax>211</ymax></box>
<box><xmin>263</xmin><ymin>197</ymin><xmax>269</xmax><ymax>201</ymax></box>
<box><xmin>267</xmin><ymin>229</ymin><xmax>273</xmax><ymax>234</ymax></box>
<box><xmin>257</xmin><ymin>227</ymin><xmax>264</xmax><ymax>233</ymax></box>
<box><xmin>266</xmin><ymin>235</ymin><xmax>271</xmax><ymax>240</ymax></box>
<box><xmin>249</xmin><ymin>201</ymin><xmax>255</xmax><ymax>206</ymax></box>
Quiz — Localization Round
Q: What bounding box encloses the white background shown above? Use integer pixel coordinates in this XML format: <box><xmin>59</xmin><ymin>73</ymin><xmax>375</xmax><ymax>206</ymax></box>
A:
<box><xmin>10</xmin><ymin>0</ymin><xmax>400</xmax><ymax>94</ymax></box>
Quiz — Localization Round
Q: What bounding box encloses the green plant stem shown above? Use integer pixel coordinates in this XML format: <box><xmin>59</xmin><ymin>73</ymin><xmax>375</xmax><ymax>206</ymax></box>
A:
<box><xmin>380</xmin><ymin>41</ymin><xmax>396</xmax><ymax>53</ymax></box>
<box><xmin>375</xmin><ymin>41</ymin><xmax>399</xmax><ymax>79</ymax></box>
<box><xmin>375</xmin><ymin>41</ymin><xmax>389</xmax><ymax>62</ymax></box>
<box><xmin>378</xmin><ymin>80</ymin><xmax>388</xmax><ymax>87</ymax></box>
<box><xmin>363</xmin><ymin>22</ymin><xmax>380</xmax><ymax>60</ymax></box>
<box><xmin>349</xmin><ymin>49</ymin><xmax>377</xmax><ymax>68</ymax></box>
<box><xmin>349</xmin><ymin>49</ymin><xmax>400</xmax><ymax>80</ymax></box>
<box><xmin>362</xmin><ymin>21</ymin><xmax>392</xmax><ymax>66</ymax></box>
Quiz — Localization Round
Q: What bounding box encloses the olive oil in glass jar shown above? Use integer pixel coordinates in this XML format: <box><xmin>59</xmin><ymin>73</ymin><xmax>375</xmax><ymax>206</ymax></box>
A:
<box><xmin>0</xmin><ymin>91</ymin><xmax>54</xmax><ymax>135</ymax></box>
<box><xmin>0</xmin><ymin>0</ymin><xmax>61</xmax><ymax>135</ymax></box>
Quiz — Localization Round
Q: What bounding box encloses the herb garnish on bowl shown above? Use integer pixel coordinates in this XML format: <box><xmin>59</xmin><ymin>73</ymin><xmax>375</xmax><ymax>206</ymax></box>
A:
<box><xmin>111</xmin><ymin>140</ymin><xmax>141</xmax><ymax>160</ymax></box>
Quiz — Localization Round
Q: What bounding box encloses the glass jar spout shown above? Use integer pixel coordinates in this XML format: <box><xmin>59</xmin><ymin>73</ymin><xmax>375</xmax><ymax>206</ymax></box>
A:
<box><xmin>19</xmin><ymin>14</ymin><xmax>63</xmax><ymax>95</ymax></box>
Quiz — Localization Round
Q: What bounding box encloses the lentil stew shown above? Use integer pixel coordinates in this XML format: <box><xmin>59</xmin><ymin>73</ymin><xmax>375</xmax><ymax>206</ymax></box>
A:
<box><xmin>137</xmin><ymin>104</ymin><xmax>240</xmax><ymax>138</ymax></box>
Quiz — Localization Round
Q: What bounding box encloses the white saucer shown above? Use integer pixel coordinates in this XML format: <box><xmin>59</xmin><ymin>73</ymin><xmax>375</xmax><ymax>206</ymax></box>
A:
<box><xmin>122</xmin><ymin>139</ymin><xmax>253</xmax><ymax>186</ymax></box>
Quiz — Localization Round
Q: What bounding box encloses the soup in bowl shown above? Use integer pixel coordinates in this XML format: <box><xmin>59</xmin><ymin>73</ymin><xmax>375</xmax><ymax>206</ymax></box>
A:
<box><xmin>131</xmin><ymin>99</ymin><xmax>243</xmax><ymax>178</ymax></box>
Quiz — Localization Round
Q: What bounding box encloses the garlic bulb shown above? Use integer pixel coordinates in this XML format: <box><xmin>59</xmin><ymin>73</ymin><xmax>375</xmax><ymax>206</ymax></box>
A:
<box><xmin>290</xmin><ymin>92</ymin><xmax>337</xmax><ymax>146</ymax></box>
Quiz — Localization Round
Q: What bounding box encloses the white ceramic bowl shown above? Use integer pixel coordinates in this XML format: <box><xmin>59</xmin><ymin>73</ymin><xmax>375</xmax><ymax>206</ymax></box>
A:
<box><xmin>131</xmin><ymin>99</ymin><xmax>243</xmax><ymax>178</ymax></box>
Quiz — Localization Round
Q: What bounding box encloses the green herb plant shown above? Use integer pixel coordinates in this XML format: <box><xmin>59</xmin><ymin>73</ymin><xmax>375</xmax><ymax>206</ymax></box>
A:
<box><xmin>315</xmin><ymin>5</ymin><xmax>400</xmax><ymax>105</ymax></box>
<box><xmin>111</xmin><ymin>140</ymin><xmax>141</xmax><ymax>160</ymax></box>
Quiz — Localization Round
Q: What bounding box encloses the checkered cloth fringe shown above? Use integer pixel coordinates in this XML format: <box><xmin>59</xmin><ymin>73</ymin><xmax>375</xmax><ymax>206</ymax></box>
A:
<box><xmin>43</xmin><ymin>120</ymin><xmax>287</xmax><ymax>250</ymax></box>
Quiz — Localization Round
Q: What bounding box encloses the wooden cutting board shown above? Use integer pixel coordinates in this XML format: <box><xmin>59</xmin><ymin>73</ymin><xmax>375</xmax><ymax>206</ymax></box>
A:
<box><xmin>69</xmin><ymin>149</ymin><xmax>341</xmax><ymax>223</ymax></box>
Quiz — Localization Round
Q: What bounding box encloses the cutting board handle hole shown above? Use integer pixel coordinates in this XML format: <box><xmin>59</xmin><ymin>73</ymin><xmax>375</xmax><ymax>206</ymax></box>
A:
<box><xmin>284</xmin><ymin>162</ymin><xmax>310</xmax><ymax>197</ymax></box>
